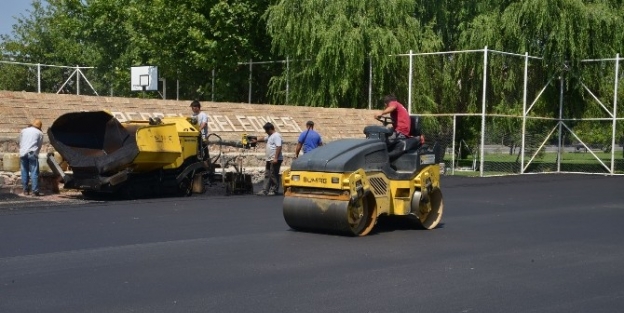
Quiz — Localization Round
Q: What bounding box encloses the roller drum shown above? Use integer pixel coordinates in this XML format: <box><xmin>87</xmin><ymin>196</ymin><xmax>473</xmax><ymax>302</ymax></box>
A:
<box><xmin>283</xmin><ymin>197</ymin><xmax>356</xmax><ymax>235</ymax></box>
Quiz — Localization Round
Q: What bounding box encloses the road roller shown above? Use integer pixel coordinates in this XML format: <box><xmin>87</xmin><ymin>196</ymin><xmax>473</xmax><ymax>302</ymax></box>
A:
<box><xmin>46</xmin><ymin>111</ymin><xmax>219</xmax><ymax>198</ymax></box>
<box><xmin>282</xmin><ymin>116</ymin><xmax>444</xmax><ymax>236</ymax></box>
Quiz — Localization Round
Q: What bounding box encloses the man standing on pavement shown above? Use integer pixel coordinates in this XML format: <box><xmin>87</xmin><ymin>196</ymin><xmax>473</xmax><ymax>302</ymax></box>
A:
<box><xmin>294</xmin><ymin>120</ymin><xmax>323</xmax><ymax>158</ymax></box>
<box><xmin>252</xmin><ymin>122</ymin><xmax>283</xmax><ymax>196</ymax></box>
<box><xmin>190</xmin><ymin>100</ymin><xmax>209</xmax><ymax>140</ymax></box>
<box><xmin>19</xmin><ymin>119</ymin><xmax>44</xmax><ymax>196</ymax></box>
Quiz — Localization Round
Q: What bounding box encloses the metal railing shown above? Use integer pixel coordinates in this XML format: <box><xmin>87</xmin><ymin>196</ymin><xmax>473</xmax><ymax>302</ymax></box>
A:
<box><xmin>0</xmin><ymin>60</ymin><xmax>98</xmax><ymax>95</ymax></box>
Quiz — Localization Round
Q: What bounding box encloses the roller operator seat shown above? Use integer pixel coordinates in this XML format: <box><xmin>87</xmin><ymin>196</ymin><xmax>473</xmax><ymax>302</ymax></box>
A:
<box><xmin>387</xmin><ymin>115</ymin><xmax>424</xmax><ymax>161</ymax></box>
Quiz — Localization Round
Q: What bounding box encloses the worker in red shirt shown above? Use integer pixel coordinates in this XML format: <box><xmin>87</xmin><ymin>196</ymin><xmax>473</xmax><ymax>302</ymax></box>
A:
<box><xmin>374</xmin><ymin>94</ymin><xmax>411</xmax><ymax>140</ymax></box>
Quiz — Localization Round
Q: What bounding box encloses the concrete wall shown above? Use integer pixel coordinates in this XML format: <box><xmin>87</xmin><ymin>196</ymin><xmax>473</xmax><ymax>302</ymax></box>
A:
<box><xmin>0</xmin><ymin>91</ymin><xmax>376</xmax><ymax>171</ymax></box>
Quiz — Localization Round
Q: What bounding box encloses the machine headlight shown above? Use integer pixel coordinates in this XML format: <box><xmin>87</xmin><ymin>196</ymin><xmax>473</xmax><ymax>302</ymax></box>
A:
<box><xmin>331</xmin><ymin>177</ymin><xmax>339</xmax><ymax>184</ymax></box>
<box><xmin>292</xmin><ymin>175</ymin><xmax>300</xmax><ymax>181</ymax></box>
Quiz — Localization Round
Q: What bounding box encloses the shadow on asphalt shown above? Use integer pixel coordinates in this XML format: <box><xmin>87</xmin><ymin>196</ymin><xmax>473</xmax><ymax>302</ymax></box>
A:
<box><xmin>372</xmin><ymin>215</ymin><xmax>446</xmax><ymax>234</ymax></box>
<box><xmin>282</xmin><ymin>215</ymin><xmax>446</xmax><ymax>238</ymax></box>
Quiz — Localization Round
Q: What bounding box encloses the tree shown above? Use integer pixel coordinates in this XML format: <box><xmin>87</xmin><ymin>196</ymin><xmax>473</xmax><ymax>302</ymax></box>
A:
<box><xmin>0</xmin><ymin>0</ymin><xmax>101</xmax><ymax>94</ymax></box>
<box><xmin>265</xmin><ymin>0</ymin><xmax>441</xmax><ymax>107</ymax></box>
<box><xmin>1</xmin><ymin>0</ymin><xmax>275</xmax><ymax>100</ymax></box>
<box><xmin>458</xmin><ymin>0</ymin><xmax>624</xmax><ymax>148</ymax></box>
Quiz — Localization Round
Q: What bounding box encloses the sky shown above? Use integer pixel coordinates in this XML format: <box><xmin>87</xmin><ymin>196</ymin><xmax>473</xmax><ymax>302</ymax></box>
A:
<box><xmin>0</xmin><ymin>0</ymin><xmax>34</xmax><ymax>37</ymax></box>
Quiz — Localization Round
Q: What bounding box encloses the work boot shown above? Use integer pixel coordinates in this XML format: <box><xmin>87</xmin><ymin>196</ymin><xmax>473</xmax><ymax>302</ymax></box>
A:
<box><xmin>33</xmin><ymin>191</ymin><xmax>44</xmax><ymax>196</ymax></box>
<box><xmin>267</xmin><ymin>190</ymin><xmax>276</xmax><ymax>196</ymax></box>
<box><xmin>256</xmin><ymin>190</ymin><xmax>268</xmax><ymax>196</ymax></box>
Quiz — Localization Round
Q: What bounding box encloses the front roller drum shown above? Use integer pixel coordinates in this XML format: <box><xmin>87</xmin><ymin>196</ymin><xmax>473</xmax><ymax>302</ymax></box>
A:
<box><xmin>283</xmin><ymin>196</ymin><xmax>377</xmax><ymax>236</ymax></box>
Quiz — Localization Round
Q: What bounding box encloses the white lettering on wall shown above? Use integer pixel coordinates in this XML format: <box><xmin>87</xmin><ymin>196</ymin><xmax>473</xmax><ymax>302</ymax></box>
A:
<box><xmin>247</xmin><ymin>117</ymin><xmax>264</xmax><ymax>132</ymax></box>
<box><xmin>280</xmin><ymin>117</ymin><xmax>300</xmax><ymax>132</ymax></box>
<box><xmin>270</xmin><ymin>116</ymin><xmax>284</xmax><ymax>130</ymax></box>
<box><xmin>126</xmin><ymin>112</ymin><xmax>139</xmax><ymax>121</ymax></box>
<box><xmin>236</xmin><ymin>116</ymin><xmax>253</xmax><ymax>132</ymax></box>
<box><xmin>206</xmin><ymin>116</ymin><xmax>218</xmax><ymax>132</ymax></box>
<box><xmin>213</xmin><ymin>115</ymin><xmax>232</xmax><ymax>132</ymax></box>
<box><xmin>112</xmin><ymin>112</ymin><xmax>127</xmax><ymax>122</ymax></box>
<box><xmin>111</xmin><ymin>112</ymin><xmax>303</xmax><ymax>133</ymax></box>
<box><xmin>225</xmin><ymin>116</ymin><xmax>243</xmax><ymax>132</ymax></box>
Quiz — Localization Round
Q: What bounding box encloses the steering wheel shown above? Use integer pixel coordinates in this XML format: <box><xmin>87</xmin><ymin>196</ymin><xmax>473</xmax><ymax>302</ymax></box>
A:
<box><xmin>375</xmin><ymin>116</ymin><xmax>393</xmax><ymax>127</ymax></box>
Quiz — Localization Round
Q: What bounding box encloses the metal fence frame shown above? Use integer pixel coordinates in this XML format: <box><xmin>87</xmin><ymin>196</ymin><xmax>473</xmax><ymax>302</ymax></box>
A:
<box><xmin>0</xmin><ymin>60</ymin><xmax>98</xmax><ymax>95</ymax></box>
<box><xmin>396</xmin><ymin>48</ymin><xmax>623</xmax><ymax>176</ymax></box>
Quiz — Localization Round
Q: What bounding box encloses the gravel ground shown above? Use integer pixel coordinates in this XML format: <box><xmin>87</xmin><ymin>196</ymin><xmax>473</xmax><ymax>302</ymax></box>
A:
<box><xmin>0</xmin><ymin>179</ymin><xmax>265</xmax><ymax>211</ymax></box>
<box><xmin>0</xmin><ymin>189</ymin><xmax>93</xmax><ymax>210</ymax></box>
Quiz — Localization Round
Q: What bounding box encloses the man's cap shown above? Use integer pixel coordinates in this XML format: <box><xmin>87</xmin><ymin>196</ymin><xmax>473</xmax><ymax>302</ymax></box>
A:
<box><xmin>263</xmin><ymin>122</ymin><xmax>274</xmax><ymax>130</ymax></box>
<box><xmin>306</xmin><ymin>120</ymin><xmax>314</xmax><ymax>126</ymax></box>
<box><xmin>190</xmin><ymin>100</ymin><xmax>201</xmax><ymax>108</ymax></box>
<box><xmin>30</xmin><ymin>119</ymin><xmax>42</xmax><ymax>130</ymax></box>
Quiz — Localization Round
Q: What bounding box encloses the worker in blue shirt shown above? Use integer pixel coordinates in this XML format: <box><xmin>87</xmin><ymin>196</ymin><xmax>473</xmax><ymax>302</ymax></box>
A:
<box><xmin>294</xmin><ymin>120</ymin><xmax>323</xmax><ymax>158</ymax></box>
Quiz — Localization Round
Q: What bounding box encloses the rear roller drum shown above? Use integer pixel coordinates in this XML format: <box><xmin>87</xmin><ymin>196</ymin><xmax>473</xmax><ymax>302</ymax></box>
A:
<box><xmin>411</xmin><ymin>187</ymin><xmax>444</xmax><ymax>229</ymax></box>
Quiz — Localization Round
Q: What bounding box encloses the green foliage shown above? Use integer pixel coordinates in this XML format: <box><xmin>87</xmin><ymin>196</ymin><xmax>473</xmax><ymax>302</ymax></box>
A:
<box><xmin>265</xmin><ymin>0</ymin><xmax>441</xmax><ymax>107</ymax></box>
<box><xmin>0</xmin><ymin>0</ymin><xmax>622</xmax><ymax>143</ymax></box>
<box><xmin>453</xmin><ymin>0</ymin><xmax>624</xmax><ymax>145</ymax></box>
<box><xmin>1</xmin><ymin>0</ymin><xmax>275</xmax><ymax>100</ymax></box>
<box><xmin>1</xmin><ymin>0</ymin><xmax>98</xmax><ymax>93</ymax></box>
<box><xmin>458</xmin><ymin>0</ymin><xmax>624</xmax><ymax>113</ymax></box>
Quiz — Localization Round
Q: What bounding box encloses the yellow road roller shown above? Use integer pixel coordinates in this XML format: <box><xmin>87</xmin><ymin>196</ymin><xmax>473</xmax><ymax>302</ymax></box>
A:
<box><xmin>47</xmin><ymin>111</ymin><xmax>218</xmax><ymax>198</ymax></box>
<box><xmin>282</xmin><ymin>116</ymin><xmax>443</xmax><ymax>236</ymax></box>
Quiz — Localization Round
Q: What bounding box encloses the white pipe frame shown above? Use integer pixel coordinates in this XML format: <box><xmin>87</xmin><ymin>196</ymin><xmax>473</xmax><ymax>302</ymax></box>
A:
<box><xmin>479</xmin><ymin>47</ymin><xmax>488</xmax><ymax>177</ymax></box>
<box><xmin>521</xmin><ymin>53</ymin><xmax>528</xmax><ymax>173</ymax></box>
<box><xmin>611</xmin><ymin>54</ymin><xmax>620</xmax><ymax>174</ymax></box>
<box><xmin>408</xmin><ymin>50</ymin><xmax>413</xmax><ymax>114</ymax></box>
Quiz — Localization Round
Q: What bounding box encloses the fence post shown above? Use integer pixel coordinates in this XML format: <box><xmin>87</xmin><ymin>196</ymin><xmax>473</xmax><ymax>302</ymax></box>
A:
<box><xmin>408</xmin><ymin>50</ymin><xmax>413</xmax><ymax>114</ymax></box>
<box><xmin>76</xmin><ymin>65</ymin><xmax>80</xmax><ymax>95</ymax></box>
<box><xmin>479</xmin><ymin>46</ymin><xmax>488</xmax><ymax>177</ymax></box>
<box><xmin>557</xmin><ymin>75</ymin><xmax>564</xmax><ymax>173</ymax></box>
<box><xmin>37</xmin><ymin>63</ymin><xmax>41</xmax><ymax>93</ymax></box>
<box><xmin>248</xmin><ymin>58</ymin><xmax>252</xmax><ymax>104</ymax></box>
<box><xmin>162</xmin><ymin>78</ymin><xmax>166</xmax><ymax>99</ymax></box>
<box><xmin>452</xmin><ymin>114</ymin><xmax>457</xmax><ymax>176</ymax></box>
<box><xmin>286</xmin><ymin>56</ymin><xmax>290</xmax><ymax>105</ymax></box>
<box><xmin>368</xmin><ymin>55</ymin><xmax>372</xmax><ymax>110</ymax></box>
<box><xmin>611</xmin><ymin>53</ymin><xmax>620</xmax><ymax>175</ymax></box>
<box><xmin>521</xmin><ymin>52</ymin><xmax>528</xmax><ymax>174</ymax></box>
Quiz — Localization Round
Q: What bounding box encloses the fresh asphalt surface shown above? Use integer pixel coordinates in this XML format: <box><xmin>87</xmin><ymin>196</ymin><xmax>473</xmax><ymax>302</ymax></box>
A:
<box><xmin>1</xmin><ymin>174</ymin><xmax>623</xmax><ymax>313</ymax></box>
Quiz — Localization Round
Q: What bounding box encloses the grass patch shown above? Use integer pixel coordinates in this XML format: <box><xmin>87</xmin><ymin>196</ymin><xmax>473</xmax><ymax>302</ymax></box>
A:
<box><xmin>443</xmin><ymin>151</ymin><xmax>624</xmax><ymax>176</ymax></box>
